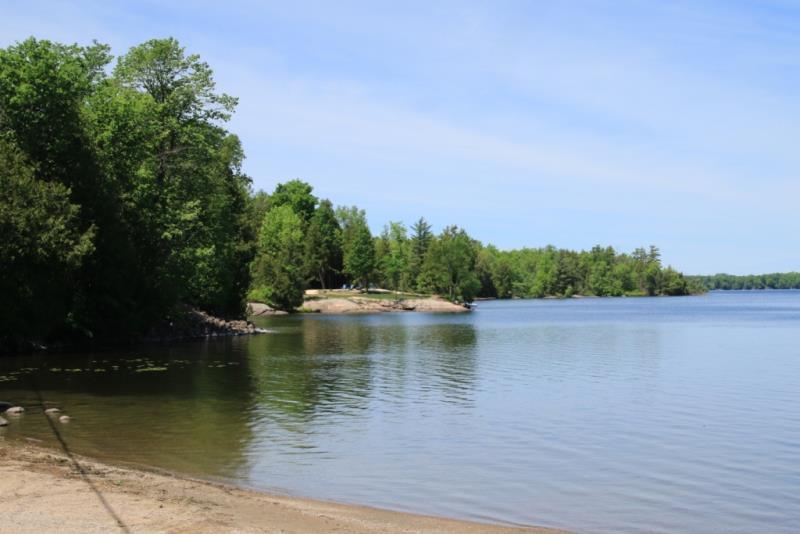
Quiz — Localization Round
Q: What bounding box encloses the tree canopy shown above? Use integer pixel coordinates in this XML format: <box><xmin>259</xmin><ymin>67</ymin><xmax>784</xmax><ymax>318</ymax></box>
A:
<box><xmin>0</xmin><ymin>37</ymin><xmax>251</xmax><ymax>350</ymax></box>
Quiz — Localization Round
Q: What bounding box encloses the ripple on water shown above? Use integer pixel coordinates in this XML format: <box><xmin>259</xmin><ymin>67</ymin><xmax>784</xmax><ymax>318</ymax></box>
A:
<box><xmin>2</xmin><ymin>292</ymin><xmax>800</xmax><ymax>532</ymax></box>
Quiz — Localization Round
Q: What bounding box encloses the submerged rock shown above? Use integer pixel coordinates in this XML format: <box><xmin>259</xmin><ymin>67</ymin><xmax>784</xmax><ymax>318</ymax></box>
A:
<box><xmin>0</xmin><ymin>416</ymin><xmax>7</xmax><ymax>426</ymax></box>
<box><xmin>59</xmin><ymin>415</ymin><xmax>71</xmax><ymax>424</ymax></box>
<box><xmin>5</xmin><ymin>406</ymin><xmax>24</xmax><ymax>415</ymax></box>
<box><xmin>44</xmin><ymin>408</ymin><xmax>61</xmax><ymax>415</ymax></box>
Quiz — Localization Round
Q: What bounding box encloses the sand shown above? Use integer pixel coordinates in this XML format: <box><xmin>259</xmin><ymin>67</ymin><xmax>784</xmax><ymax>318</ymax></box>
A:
<box><xmin>0</xmin><ymin>441</ymin><xmax>561</xmax><ymax>534</ymax></box>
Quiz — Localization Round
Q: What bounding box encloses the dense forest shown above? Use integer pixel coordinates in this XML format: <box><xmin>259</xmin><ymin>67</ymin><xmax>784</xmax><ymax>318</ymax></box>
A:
<box><xmin>248</xmin><ymin>178</ymin><xmax>703</xmax><ymax>309</ymax></box>
<box><xmin>0</xmin><ymin>37</ymin><xmax>699</xmax><ymax>351</ymax></box>
<box><xmin>688</xmin><ymin>273</ymin><xmax>800</xmax><ymax>290</ymax></box>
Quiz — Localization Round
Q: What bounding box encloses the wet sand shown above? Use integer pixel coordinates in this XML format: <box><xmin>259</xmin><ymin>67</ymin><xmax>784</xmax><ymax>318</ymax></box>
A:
<box><xmin>0</xmin><ymin>441</ymin><xmax>562</xmax><ymax>533</ymax></box>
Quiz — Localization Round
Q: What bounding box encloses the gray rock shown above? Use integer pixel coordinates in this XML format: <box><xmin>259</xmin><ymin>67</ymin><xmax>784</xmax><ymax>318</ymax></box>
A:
<box><xmin>44</xmin><ymin>408</ymin><xmax>61</xmax><ymax>415</ymax></box>
<box><xmin>0</xmin><ymin>416</ymin><xmax>7</xmax><ymax>426</ymax></box>
<box><xmin>59</xmin><ymin>415</ymin><xmax>71</xmax><ymax>423</ymax></box>
<box><xmin>5</xmin><ymin>406</ymin><xmax>24</xmax><ymax>415</ymax></box>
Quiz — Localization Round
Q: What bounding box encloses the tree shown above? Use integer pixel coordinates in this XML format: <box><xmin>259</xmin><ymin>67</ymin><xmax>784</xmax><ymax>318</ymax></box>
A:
<box><xmin>304</xmin><ymin>199</ymin><xmax>342</xmax><ymax>288</ymax></box>
<box><xmin>475</xmin><ymin>245</ymin><xmax>498</xmax><ymax>298</ymax></box>
<box><xmin>343</xmin><ymin>219</ymin><xmax>376</xmax><ymax>290</ymax></box>
<box><xmin>661</xmin><ymin>267</ymin><xmax>688</xmax><ymax>296</ymax></box>
<box><xmin>1</xmin><ymin>36</ymin><xmax>256</xmax><ymax>346</ymax></box>
<box><xmin>114</xmin><ymin>37</ymin><xmax>236</xmax><ymax>123</ymax></box>
<box><xmin>492</xmin><ymin>256</ymin><xmax>515</xmax><ymax>299</ymax></box>
<box><xmin>376</xmin><ymin>222</ymin><xmax>410</xmax><ymax>291</ymax></box>
<box><xmin>251</xmin><ymin>205</ymin><xmax>305</xmax><ymax>310</ymax></box>
<box><xmin>0</xmin><ymin>138</ymin><xmax>94</xmax><ymax>349</ymax></box>
<box><xmin>105</xmin><ymin>38</ymin><xmax>251</xmax><ymax>318</ymax></box>
<box><xmin>336</xmin><ymin>206</ymin><xmax>375</xmax><ymax>289</ymax></box>
<box><xmin>268</xmin><ymin>179</ymin><xmax>317</xmax><ymax>223</ymax></box>
<box><xmin>336</xmin><ymin>206</ymin><xmax>375</xmax><ymax>290</ymax></box>
<box><xmin>0</xmin><ymin>37</ymin><xmax>124</xmax><ymax>339</ymax></box>
<box><xmin>408</xmin><ymin>217</ymin><xmax>433</xmax><ymax>289</ymax></box>
<box><xmin>418</xmin><ymin>226</ymin><xmax>481</xmax><ymax>303</ymax></box>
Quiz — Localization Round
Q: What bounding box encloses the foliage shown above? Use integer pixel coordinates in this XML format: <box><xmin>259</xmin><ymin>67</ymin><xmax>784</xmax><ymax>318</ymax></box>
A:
<box><xmin>251</xmin><ymin>205</ymin><xmax>306</xmax><ymax>310</ymax></box>
<box><xmin>334</xmin><ymin>206</ymin><xmax>374</xmax><ymax>288</ymax></box>
<box><xmin>0</xmin><ymin>37</ymin><xmax>252</xmax><ymax>349</ymax></box>
<box><xmin>267</xmin><ymin>179</ymin><xmax>317</xmax><ymax>223</ymax></box>
<box><xmin>408</xmin><ymin>217</ymin><xmax>433</xmax><ymax>288</ymax></box>
<box><xmin>418</xmin><ymin>226</ymin><xmax>481</xmax><ymax>302</ymax></box>
<box><xmin>375</xmin><ymin>222</ymin><xmax>411</xmax><ymax>291</ymax></box>
<box><xmin>688</xmin><ymin>272</ymin><xmax>800</xmax><ymax>290</ymax></box>
<box><xmin>303</xmin><ymin>199</ymin><xmax>342</xmax><ymax>289</ymax></box>
<box><xmin>0</xmin><ymin>138</ymin><xmax>94</xmax><ymax>348</ymax></box>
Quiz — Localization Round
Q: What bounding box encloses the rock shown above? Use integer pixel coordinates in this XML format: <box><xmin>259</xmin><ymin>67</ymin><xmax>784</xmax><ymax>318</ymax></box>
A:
<box><xmin>59</xmin><ymin>415</ymin><xmax>71</xmax><ymax>423</ymax></box>
<box><xmin>45</xmin><ymin>408</ymin><xmax>61</xmax><ymax>415</ymax></box>
<box><xmin>5</xmin><ymin>406</ymin><xmax>24</xmax><ymax>415</ymax></box>
<box><xmin>0</xmin><ymin>416</ymin><xmax>7</xmax><ymax>426</ymax></box>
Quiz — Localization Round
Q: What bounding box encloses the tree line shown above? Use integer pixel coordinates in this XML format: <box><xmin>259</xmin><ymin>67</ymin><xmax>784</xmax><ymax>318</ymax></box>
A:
<box><xmin>1</xmin><ymin>37</ymin><xmax>253</xmax><ymax>350</ymax></box>
<box><xmin>249</xmin><ymin>178</ymin><xmax>703</xmax><ymax>309</ymax></box>
<box><xmin>688</xmin><ymin>273</ymin><xmax>800</xmax><ymax>290</ymax></box>
<box><xmin>0</xmin><ymin>37</ymin><xmax>700</xmax><ymax>351</ymax></box>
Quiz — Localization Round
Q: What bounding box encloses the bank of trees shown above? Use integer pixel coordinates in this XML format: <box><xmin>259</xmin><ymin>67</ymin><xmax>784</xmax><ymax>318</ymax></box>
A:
<box><xmin>249</xmin><ymin>180</ymin><xmax>701</xmax><ymax>309</ymax></box>
<box><xmin>1</xmin><ymin>36</ymin><xmax>702</xmax><ymax>349</ymax></box>
<box><xmin>689</xmin><ymin>273</ymin><xmax>800</xmax><ymax>290</ymax></box>
<box><xmin>1</xmin><ymin>37</ymin><xmax>252</xmax><ymax>349</ymax></box>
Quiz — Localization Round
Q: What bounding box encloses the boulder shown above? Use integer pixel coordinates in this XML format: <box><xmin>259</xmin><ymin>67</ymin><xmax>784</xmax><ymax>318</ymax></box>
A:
<box><xmin>0</xmin><ymin>416</ymin><xmax>7</xmax><ymax>426</ymax></box>
<box><xmin>5</xmin><ymin>406</ymin><xmax>24</xmax><ymax>415</ymax></box>
<box><xmin>45</xmin><ymin>408</ymin><xmax>61</xmax><ymax>415</ymax></box>
<box><xmin>59</xmin><ymin>415</ymin><xmax>71</xmax><ymax>424</ymax></box>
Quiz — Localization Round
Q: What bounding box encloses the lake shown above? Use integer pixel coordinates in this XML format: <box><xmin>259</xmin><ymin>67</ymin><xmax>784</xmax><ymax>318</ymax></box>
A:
<box><xmin>1</xmin><ymin>291</ymin><xmax>799</xmax><ymax>533</ymax></box>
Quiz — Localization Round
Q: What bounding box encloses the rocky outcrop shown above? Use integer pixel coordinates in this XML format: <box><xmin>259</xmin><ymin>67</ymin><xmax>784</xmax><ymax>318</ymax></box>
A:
<box><xmin>298</xmin><ymin>297</ymin><xmax>470</xmax><ymax>314</ymax></box>
<box><xmin>144</xmin><ymin>307</ymin><xmax>266</xmax><ymax>342</ymax></box>
<box><xmin>247</xmin><ymin>302</ymin><xmax>289</xmax><ymax>316</ymax></box>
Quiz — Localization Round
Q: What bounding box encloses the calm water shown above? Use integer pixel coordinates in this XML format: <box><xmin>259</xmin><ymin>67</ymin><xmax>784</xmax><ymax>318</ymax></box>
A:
<box><xmin>1</xmin><ymin>291</ymin><xmax>799</xmax><ymax>532</ymax></box>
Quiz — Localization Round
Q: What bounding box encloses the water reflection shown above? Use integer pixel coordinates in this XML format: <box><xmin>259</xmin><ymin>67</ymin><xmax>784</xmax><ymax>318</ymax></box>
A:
<box><xmin>2</xmin><ymin>293</ymin><xmax>800</xmax><ymax>533</ymax></box>
<box><xmin>0</xmin><ymin>339</ymin><xmax>258</xmax><ymax>478</ymax></box>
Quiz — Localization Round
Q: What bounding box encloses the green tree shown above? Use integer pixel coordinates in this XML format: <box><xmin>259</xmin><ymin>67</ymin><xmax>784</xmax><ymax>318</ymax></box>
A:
<box><xmin>492</xmin><ymin>256</ymin><xmax>515</xmax><ymax>299</ymax></box>
<box><xmin>105</xmin><ymin>38</ymin><xmax>250</xmax><ymax>318</ymax></box>
<box><xmin>336</xmin><ymin>206</ymin><xmax>375</xmax><ymax>289</ymax></box>
<box><xmin>304</xmin><ymin>199</ymin><xmax>342</xmax><ymax>288</ymax></box>
<box><xmin>343</xmin><ymin>219</ymin><xmax>376</xmax><ymax>290</ymax></box>
<box><xmin>408</xmin><ymin>217</ymin><xmax>433</xmax><ymax>289</ymax></box>
<box><xmin>418</xmin><ymin>226</ymin><xmax>481</xmax><ymax>302</ymax></box>
<box><xmin>251</xmin><ymin>205</ymin><xmax>305</xmax><ymax>310</ymax></box>
<box><xmin>268</xmin><ymin>179</ymin><xmax>317</xmax><ymax>223</ymax></box>
<box><xmin>376</xmin><ymin>222</ymin><xmax>411</xmax><ymax>291</ymax></box>
<box><xmin>0</xmin><ymin>138</ymin><xmax>95</xmax><ymax>349</ymax></box>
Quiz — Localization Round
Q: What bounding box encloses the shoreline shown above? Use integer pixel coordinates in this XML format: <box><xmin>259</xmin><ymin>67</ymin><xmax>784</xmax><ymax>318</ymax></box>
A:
<box><xmin>0</xmin><ymin>440</ymin><xmax>563</xmax><ymax>533</ymax></box>
<box><xmin>249</xmin><ymin>295</ymin><xmax>470</xmax><ymax>315</ymax></box>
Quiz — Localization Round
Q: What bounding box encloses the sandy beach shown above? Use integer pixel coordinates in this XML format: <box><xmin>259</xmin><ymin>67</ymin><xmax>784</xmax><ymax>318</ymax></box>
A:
<box><xmin>0</xmin><ymin>440</ymin><xmax>561</xmax><ymax>533</ymax></box>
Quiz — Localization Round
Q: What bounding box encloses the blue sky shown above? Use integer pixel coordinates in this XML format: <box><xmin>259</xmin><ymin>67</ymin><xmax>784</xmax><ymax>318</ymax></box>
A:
<box><xmin>3</xmin><ymin>1</ymin><xmax>799</xmax><ymax>274</ymax></box>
